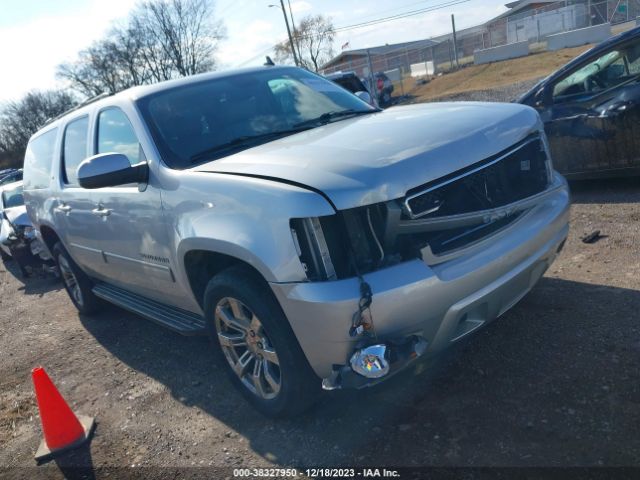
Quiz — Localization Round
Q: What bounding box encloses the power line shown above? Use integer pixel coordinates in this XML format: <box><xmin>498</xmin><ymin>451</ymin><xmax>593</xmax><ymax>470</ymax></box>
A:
<box><xmin>329</xmin><ymin>0</ymin><xmax>472</xmax><ymax>34</ymax></box>
<box><xmin>236</xmin><ymin>43</ymin><xmax>282</xmax><ymax>67</ymax></box>
<box><xmin>349</xmin><ymin>0</ymin><xmax>455</xmax><ymax>24</ymax></box>
<box><xmin>235</xmin><ymin>0</ymin><xmax>472</xmax><ymax>66</ymax></box>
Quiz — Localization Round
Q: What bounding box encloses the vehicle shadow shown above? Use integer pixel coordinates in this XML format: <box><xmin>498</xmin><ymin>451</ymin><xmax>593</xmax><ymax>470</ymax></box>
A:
<box><xmin>77</xmin><ymin>276</ymin><xmax>640</xmax><ymax>467</ymax></box>
<box><xmin>2</xmin><ymin>258</ymin><xmax>62</xmax><ymax>296</ymax></box>
<box><xmin>569</xmin><ymin>176</ymin><xmax>640</xmax><ymax>205</ymax></box>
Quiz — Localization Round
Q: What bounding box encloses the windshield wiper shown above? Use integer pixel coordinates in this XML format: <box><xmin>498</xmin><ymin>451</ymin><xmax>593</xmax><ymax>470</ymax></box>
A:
<box><xmin>293</xmin><ymin>109</ymin><xmax>377</xmax><ymax>128</ymax></box>
<box><xmin>189</xmin><ymin>127</ymin><xmax>312</xmax><ymax>163</ymax></box>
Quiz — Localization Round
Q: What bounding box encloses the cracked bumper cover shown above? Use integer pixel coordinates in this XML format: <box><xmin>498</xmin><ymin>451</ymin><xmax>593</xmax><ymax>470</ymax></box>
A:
<box><xmin>269</xmin><ymin>178</ymin><xmax>570</xmax><ymax>381</ymax></box>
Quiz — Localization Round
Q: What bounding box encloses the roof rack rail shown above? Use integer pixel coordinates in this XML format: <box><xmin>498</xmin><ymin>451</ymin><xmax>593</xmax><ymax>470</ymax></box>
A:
<box><xmin>43</xmin><ymin>92</ymin><xmax>111</xmax><ymax>127</ymax></box>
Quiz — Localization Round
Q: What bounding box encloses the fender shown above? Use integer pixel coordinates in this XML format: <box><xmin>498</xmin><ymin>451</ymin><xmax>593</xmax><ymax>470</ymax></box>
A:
<box><xmin>164</xmin><ymin>171</ymin><xmax>337</xmax><ymax>295</ymax></box>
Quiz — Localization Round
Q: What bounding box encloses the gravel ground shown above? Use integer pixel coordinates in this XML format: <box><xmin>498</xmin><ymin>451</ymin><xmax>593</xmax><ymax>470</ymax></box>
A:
<box><xmin>1</xmin><ymin>83</ymin><xmax>639</xmax><ymax>478</ymax></box>
<box><xmin>1</xmin><ymin>178</ymin><xmax>638</xmax><ymax>479</ymax></box>
<box><xmin>413</xmin><ymin>77</ymin><xmax>544</xmax><ymax>103</ymax></box>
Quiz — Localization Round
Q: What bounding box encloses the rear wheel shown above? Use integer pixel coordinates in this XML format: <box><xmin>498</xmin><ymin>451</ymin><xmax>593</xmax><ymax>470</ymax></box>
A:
<box><xmin>204</xmin><ymin>265</ymin><xmax>319</xmax><ymax>417</ymax></box>
<box><xmin>53</xmin><ymin>242</ymin><xmax>103</xmax><ymax>314</ymax></box>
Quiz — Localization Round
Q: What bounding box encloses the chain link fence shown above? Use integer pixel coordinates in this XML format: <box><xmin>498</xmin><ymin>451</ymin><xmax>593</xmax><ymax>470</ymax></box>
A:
<box><xmin>322</xmin><ymin>0</ymin><xmax>640</xmax><ymax>80</ymax></box>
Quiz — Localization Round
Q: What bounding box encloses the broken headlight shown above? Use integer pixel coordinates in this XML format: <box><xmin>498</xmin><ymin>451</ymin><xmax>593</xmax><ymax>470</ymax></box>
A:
<box><xmin>290</xmin><ymin>217</ymin><xmax>338</xmax><ymax>281</ymax></box>
<box><xmin>23</xmin><ymin>226</ymin><xmax>35</xmax><ymax>239</ymax></box>
<box><xmin>290</xmin><ymin>203</ymin><xmax>390</xmax><ymax>281</ymax></box>
<box><xmin>11</xmin><ymin>224</ymin><xmax>33</xmax><ymax>240</ymax></box>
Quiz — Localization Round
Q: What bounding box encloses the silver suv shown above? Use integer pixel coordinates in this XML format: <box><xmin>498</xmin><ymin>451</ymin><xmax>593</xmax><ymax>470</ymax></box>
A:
<box><xmin>23</xmin><ymin>66</ymin><xmax>569</xmax><ymax>417</ymax></box>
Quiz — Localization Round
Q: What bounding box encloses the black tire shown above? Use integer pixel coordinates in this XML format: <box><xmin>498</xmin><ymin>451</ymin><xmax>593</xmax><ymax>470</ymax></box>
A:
<box><xmin>204</xmin><ymin>265</ymin><xmax>320</xmax><ymax>417</ymax></box>
<box><xmin>52</xmin><ymin>242</ymin><xmax>103</xmax><ymax>315</ymax></box>
<box><xmin>17</xmin><ymin>262</ymin><xmax>30</xmax><ymax>278</ymax></box>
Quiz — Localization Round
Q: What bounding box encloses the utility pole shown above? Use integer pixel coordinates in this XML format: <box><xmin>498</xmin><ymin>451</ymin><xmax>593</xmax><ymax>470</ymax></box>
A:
<box><xmin>277</xmin><ymin>0</ymin><xmax>299</xmax><ymax>66</ymax></box>
<box><xmin>451</xmin><ymin>14</ymin><xmax>459</xmax><ymax>69</ymax></box>
<box><xmin>286</xmin><ymin>0</ymin><xmax>303</xmax><ymax>64</ymax></box>
<box><xmin>366</xmin><ymin>49</ymin><xmax>376</xmax><ymax>97</ymax></box>
<box><xmin>587</xmin><ymin>0</ymin><xmax>592</xmax><ymax>26</ymax></box>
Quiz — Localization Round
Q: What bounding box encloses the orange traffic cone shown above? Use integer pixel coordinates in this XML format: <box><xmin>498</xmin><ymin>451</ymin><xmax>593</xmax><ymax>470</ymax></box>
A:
<box><xmin>32</xmin><ymin>366</ymin><xmax>95</xmax><ymax>463</ymax></box>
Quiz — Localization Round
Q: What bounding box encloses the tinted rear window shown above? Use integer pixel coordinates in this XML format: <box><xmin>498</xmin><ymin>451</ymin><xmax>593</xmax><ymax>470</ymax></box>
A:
<box><xmin>331</xmin><ymin>76</ymin><xmax>367</xmax><ymax>94</ymax></box>
<box><xmin>23</xmin><ymin>128</ymin><xmax>58</xmax><ymax>190</ymax></box>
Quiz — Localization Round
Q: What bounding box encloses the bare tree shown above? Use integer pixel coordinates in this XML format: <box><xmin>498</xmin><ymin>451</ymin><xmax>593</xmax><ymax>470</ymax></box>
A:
<box><xmin>136</xmin><ymin>0</ymin><xmax>225</xmax><ymax>77</ymax></box>
<box><xmin>58</xmin><ymin>38</ymin><xmax>132</xmax><ymax>97</ymax></box>
<box><xmin>0</xmin><ymin>91</ymin><xmax>77</xmax><ymax>167</ymax></box>
<box><xmin>274</xmin><ymin>14</ymin><xmax>335</xmax><ymax>72</ymax></box>
<box><xmin>57</xmin><ymin>0</ymin><xmax>225</xmax><ymax>97</ymax></box>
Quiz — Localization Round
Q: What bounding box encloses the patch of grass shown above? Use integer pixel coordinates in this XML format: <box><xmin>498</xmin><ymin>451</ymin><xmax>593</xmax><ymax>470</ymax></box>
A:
<box><xmin>404</xmin><ymin>45</ymin><xmax>593</xmax><ymax>103</ymax></box>
<box><xmin>0</xmin><ymin>392</ymin><xmax>36</xmax><ymax>444</ymax></box>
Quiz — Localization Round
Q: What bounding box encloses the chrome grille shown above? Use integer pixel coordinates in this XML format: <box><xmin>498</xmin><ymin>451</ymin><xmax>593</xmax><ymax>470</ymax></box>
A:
<box><xmin>404</xmin><ymin>135</ymin><xmax>550</xmax><ymax>220</ymax></box>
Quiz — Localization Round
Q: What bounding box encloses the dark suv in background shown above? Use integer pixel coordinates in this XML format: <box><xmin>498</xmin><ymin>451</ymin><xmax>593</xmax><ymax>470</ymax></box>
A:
<box><xmin>519</xmin><ymin>25</ymin><xmax>640</xmax><ymax>179</ymax></box>
<box><xmin>324</xmin><ymin>71</ymin><xmax>377</xmax><ymax>107</ymax></box>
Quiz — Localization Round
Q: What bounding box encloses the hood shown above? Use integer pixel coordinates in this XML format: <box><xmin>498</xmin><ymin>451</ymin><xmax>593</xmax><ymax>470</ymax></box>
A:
<box><xmin>195</xmin><ymin>102</ymin><xmax>541</xmax><ymax>210</ymax></box>
<box><xmin>4</xmin><ymin>206</ymin><xmax>30</xmax><ymax>227</ymax></box>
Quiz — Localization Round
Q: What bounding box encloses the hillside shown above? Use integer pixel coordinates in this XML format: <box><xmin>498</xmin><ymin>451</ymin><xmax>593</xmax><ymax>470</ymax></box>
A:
<box><xmin>404</xmin><ymin>44</ymin><xmax>593</xmax><ymax>103</ymax></box>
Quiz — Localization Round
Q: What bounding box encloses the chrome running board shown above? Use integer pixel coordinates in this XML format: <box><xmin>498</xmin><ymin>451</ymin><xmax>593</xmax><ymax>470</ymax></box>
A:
<box><xmin>92</xmin><ymin>282</ymin><xmax>206</xmax><ymax>335</ymax></box>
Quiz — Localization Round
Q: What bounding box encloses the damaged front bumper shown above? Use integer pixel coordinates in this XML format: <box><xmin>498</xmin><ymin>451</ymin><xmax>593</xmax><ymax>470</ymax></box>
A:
<box><xmin>321</xmin><ymin>336</ymin><xmax>428</xmax><ymax>390</ymax></box>
<box><xmin>270</xmin><ymin>176</ymin><xmax>570</xmax><ymax>387</ymax></box>
<box><xmin>1</xmin><ymin>225</ymin><xmax>55</xmax><ymax>275</ymax></box>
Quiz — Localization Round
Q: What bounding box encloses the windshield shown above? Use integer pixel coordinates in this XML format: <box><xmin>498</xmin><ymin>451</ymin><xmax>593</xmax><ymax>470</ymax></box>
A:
<box><xmin>136</xmin><ymin>67</ymin><xmax>376</xmax><ymax>169</ymax></box>
<box><xmin>2</xmin><ymin>185</ymin><xmax>24</xmax><ymax>209</ymax></box>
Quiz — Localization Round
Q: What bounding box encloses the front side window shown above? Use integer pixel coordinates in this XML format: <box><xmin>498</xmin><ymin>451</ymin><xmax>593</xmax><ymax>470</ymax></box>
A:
<box><xmin>136</xmin><ymin>67</ymin><xmax>375</xmax><ymax>169</ymax></box>
<box><xmin>97</xmin><ymin>108</ymin><xmax>142</xmax><ymax>165</ymax></box>
<box><xmin>62</xmin><ymin>116</ymin><xmax>89</xmax><ymax>185</ymax></box>
<box><xmin>553</xmin><ymin>38</ymin><xmax>640</xmax><ymax>101</ymax></box>
<box><xmin>23</xmin><ymin>128</ymin><xmax>57</xmax><ymax>190</ymax></box>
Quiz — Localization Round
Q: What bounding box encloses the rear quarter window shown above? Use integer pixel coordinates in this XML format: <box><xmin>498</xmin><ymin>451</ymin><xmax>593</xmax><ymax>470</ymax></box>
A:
<box><xmin>23</xmin><ymin>128</ymin><xmax>58</xmax><ymax>190</ymax></box>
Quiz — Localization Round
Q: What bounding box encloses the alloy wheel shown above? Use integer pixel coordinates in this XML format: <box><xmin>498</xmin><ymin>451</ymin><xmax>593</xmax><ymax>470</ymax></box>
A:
<box><xmin>214</xmin><ymin>297</ymin><xmax>281</xmax><ymax>400</ymax></box>
<box><xmin>58</xmin><ymin>255</ymin><xmax>84</xmax><ymax>307</ymax></box>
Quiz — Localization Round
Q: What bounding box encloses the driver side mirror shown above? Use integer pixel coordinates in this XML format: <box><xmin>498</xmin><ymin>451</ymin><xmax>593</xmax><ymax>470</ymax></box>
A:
<box><xmin>77</xmin><ymin>153</ymin><xmax>148</xmax><ymax>190</ymax></box>
<box><xmin>534</xmin><ymin>88</ymin><xmax>547</xmax><ymax>107</ymax></box>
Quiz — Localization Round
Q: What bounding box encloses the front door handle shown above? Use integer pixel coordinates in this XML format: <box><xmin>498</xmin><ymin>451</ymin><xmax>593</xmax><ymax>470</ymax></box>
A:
<box><xmin>91</xmin><ymin>205</ymin><xmax>112</xmax><ymax>217</ymax></box>
<box><xmin>54</xmin><ymin>204</ymin><xmax>72</xmax><ymax>214</ymax></box>
<box><xmin>604</xmin><ymin>100</ymin><xmax>633</xmax><ymax>116</ymax></box>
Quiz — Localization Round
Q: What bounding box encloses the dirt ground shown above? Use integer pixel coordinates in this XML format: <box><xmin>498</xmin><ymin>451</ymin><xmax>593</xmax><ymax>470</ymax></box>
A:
<box><xmin>0</xmin><ymin>179</ymin><xmax>638</xmax><ymax>478</ymax></box>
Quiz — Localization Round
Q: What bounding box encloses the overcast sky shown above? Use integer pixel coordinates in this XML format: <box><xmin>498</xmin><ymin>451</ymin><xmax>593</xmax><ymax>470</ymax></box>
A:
<box><xmin>0</xmin><ymin>0</ymin><xmax>508</xmax><ymax>103</ymax></box>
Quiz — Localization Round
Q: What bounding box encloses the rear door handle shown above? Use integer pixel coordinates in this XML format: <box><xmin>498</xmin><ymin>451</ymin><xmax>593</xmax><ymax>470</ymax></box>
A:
<box><xmin>91</xmin><ymin>205</ymin><xmax>112</xmax><ymax>217</ymax></box>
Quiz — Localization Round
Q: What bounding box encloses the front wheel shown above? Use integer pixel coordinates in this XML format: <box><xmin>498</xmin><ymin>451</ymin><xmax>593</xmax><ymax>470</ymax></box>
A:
<box><xmin>53</xmin><ymin>242</ymin><xmax>103</xmax><ymax>315</ymax></box>
<box><xmin>204</xmin><ymin>265</ymin><xmax>320</xmax><ymax>417</ymax></box>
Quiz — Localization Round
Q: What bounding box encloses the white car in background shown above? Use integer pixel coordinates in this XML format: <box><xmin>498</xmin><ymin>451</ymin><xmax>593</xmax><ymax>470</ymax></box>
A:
<box><xmin>0</xmin><ymin>181</ymin><xmax>53</xmax><ymax>277</ymax></box>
